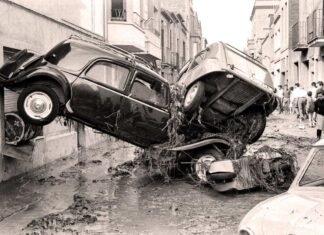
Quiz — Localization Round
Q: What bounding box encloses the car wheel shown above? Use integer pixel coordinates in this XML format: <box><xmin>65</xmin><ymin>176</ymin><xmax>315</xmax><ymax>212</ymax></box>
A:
<box><xmin>192</xmin><ymin>148</ymin><xmax>222</xmax><ymax>182</ymax></box>
<box><xmin>17</xmin><ymin>85</ymin><xmax>60</xmax><ymax>126</ymax></box>
<box><xmin>183</xmin><ymin>81</ymin><xmax>205</xmax><ymax>113</ymax></box>
<box><xmin>244</xmin><ymin>107</ymin><xmax>267</xmax><ymax>144</ymax></box>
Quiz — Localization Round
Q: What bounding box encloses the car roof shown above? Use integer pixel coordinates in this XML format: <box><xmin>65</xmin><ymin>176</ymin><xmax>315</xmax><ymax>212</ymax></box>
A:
<box><xmin>67</xmin><ymin>39</ymin><xmax>133</xmax><ymax>62</ymax></box>
<box><xmin>67</xmin><ymin>38</ymin><xmax>167</xmax><ymax>83</ymax></box>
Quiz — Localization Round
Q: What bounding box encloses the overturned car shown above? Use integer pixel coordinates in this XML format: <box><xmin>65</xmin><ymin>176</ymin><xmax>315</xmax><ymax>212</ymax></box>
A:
<box><xmin>0</xmin><ymin>36</ymin><xmax>277</xmax><ymax>189</ymax></box>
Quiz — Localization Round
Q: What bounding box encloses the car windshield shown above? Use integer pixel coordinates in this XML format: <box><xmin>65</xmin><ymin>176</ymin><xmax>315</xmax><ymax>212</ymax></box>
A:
<box><xmin>45</xmin><ymin>41</ymin><xmax>104</xmax><ymax>72</ymax></box>
<box><xmin>299</xmin><ymin>149</ymin><xmax>324</xmax><ymax>186</ymax></box>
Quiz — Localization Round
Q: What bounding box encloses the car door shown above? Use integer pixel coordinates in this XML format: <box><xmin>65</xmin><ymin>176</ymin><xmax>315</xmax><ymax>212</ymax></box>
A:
<box><xmin>118</xmin><ymin>71</ymin><xmax>170</xmax><ymax>146</ymax></box>
<box><xmin>70</xmin><ymin>60</ymin><xmax>130</xmax><ymax>134</ymax></box>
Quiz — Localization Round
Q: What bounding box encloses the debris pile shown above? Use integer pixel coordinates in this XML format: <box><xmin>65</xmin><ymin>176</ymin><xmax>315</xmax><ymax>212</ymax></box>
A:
<box><xmin>26</xmin><ymin>194</ymin><xmax>97</xmax><ymax>233</ymax></box>
<box><xmin>230</xmin><ymin>145</ymin><xmax>297</xmax><ymax>192</ymax></box>
<box><xmin>164</xmin><ymin>84</ymin><xmax>186</xmax><ymax>146</ymax></box>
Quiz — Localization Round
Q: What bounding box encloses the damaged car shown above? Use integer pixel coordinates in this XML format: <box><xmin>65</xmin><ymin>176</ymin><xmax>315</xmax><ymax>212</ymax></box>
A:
<box><xmin>238</xmin><ymin>140</ymin><xmax>324</xmax><ymax>235</ymax></box>
<box><xmin>0</xmin><ymin>36</ymin><xmax>277</xmax><ymax>188</ymax></box>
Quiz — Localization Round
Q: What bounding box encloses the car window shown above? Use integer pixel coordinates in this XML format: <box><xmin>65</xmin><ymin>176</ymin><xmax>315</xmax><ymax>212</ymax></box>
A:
<box><xmin>130</xmin><ymin>75</ymin><xmax>168</xmax><ymax>107</ymax></box>
<box><xmin>224</xmin><ymin>46</ymin><xmax>267</xmax><ymax>82</ymax></box>
<box><xmin>299</xmin><ymin>149</ymin><xmax>324</xmax><ymax>186</ymax></box>
<box><xmin>46</xmin><ymin>42</ymin><xmax>95</xmax><ymax>71</ymax></box>
<box><xmin>177</xmin><ymin>59</ymin><xmax>192</xmax><ymax>81</ymax></box>
<box><xmin>188</xmin><ymin>50</ymin><xmax>207</xmax><ymax>70</ymax></box>
<box><xmin>86</xmin><ymin>61</ymin><xmax>129</xmax><ymax>91</ymax></box>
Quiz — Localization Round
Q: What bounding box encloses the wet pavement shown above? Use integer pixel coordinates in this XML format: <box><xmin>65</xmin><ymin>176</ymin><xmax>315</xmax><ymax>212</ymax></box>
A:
<box><xmin>0</xmin><ymin>113</ymin><xmax>315</xmax><ymax>235</ymax></box>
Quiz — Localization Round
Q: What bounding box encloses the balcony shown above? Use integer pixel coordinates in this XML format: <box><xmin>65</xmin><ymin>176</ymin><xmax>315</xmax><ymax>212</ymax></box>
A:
<box><xmin>111</xmin><ymin>8</ymin><xmax>126</xmax><ymax>21</ymax></box>
<box><xmin>307</xmin><ymin>9</ymin><xmax>324</xmax><ymax>47</ymax></box>
<box><xmin>292</xmin><ymin>21</ymin><xmax>308</xmax><ymax>51</ymax></box>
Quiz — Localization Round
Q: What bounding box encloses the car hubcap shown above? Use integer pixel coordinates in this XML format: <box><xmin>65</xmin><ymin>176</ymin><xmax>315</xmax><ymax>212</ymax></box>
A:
<box><xmin>195</xmin><ymin>155</ymin><xmax>216</xmax><ymax>182</ymax></box>
<box><xmin>184</xmin><ymin>84</ymin><xmax>199</xmax><ymax>108</ymax></box>
<box><xmin>24</xmin><ymin>92</ymin><xmax>53</xmax><ymax>120</ymax></box>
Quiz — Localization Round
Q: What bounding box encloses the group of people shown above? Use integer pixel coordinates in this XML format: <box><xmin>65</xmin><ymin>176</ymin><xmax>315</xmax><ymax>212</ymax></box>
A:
<box><xmin>275</xmin><ymin>81</ymin><xmax>324</xmax><ymax>140</ymax></box>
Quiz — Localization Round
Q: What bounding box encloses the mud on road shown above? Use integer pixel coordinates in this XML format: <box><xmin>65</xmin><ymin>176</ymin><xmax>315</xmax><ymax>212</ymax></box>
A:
<box><xmin>0</xmin><ymin>114</ymin><xmax>314</xmax><ymax>235</ymax></box>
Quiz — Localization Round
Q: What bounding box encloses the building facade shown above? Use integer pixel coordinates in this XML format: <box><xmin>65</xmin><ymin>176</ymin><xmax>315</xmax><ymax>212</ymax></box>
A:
<box><xmin>249</xmin><ymin>0</ymin><xmax>324</xmax><ymax>90</ymax></box>
<box><xmin>0</xmin><ymin>0</ymin><xmax>110</xmax><ymax>182</ymax></box>
<box><xmin>105</xmin><ymin>0</ymin><xmax>204</xmax><ymax>83</ymax></box>
<box><xmin>0</xmin><ymin>0</ymin><xmax>204</xmax><ymax>181</ymax></box>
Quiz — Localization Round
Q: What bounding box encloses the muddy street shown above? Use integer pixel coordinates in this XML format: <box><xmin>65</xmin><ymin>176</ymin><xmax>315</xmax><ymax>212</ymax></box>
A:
<box><xmin>0</xmin><ymin>114</ymin><xmax>315</xmax><ymax>235</ymax></box>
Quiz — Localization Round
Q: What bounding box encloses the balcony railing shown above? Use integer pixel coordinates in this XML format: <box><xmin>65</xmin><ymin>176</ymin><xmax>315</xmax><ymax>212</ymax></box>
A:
<box><xmin>111</xmin><ymin>8</ymin><xmax>127</xmax><ymax>21</ymax></box>
<box><xmin>292</xmin><ymin>21</ymin><xmax>308</xmax><ymax>51</ymax></box>
<box><xmin>133</xmin><ymin>12</ymin><xmax>143</xmax><ymax>28</ymax></box>
<box><xmin>307</xmin><ymin>9</ymin><xmax>324</xmax><ymax>44</ymax></box>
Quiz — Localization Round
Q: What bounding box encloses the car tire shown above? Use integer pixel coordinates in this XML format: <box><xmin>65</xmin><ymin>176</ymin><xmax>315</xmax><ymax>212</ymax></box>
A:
<box><xmin>190</xmin><ymin>148</ymin><xmax>224</xmax><ymax>182</ymax></box>
<box><xmin>244</xmin><ymin>107</ymin><xmax>267</xmax><ymax>144</ymax></box>
<box><xmin>183</xmin><ymin>81</ymin><xmax>205</xmax><ymax>113</ymax></box>
<box><xmin>17</xmin><ymin>85</ymin><xmax>60</xmax><ymax>126</ymax></box>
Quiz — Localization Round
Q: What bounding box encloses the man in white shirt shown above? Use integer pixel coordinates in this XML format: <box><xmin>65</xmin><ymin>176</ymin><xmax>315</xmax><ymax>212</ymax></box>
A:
<box><xmin>294</xmin><ymin>83</ymin><xmax>308</xmax><ymax>128</ymax></box>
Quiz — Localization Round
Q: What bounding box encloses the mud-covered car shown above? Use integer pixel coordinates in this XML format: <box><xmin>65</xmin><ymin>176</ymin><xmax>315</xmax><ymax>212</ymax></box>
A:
<box><xmin>0</xmin><ymin>36</ymin><xmax>276</xmax><ymax>185</ymax></box>
<box><xmin>238</xmin><ymin>140</ymin><xmax>324</xmax><ymax>235</ymax></box>
<box><xmin>178</xmin><ymin>42</ymin><xmax>277</xmax><ymax>144</ymax></box>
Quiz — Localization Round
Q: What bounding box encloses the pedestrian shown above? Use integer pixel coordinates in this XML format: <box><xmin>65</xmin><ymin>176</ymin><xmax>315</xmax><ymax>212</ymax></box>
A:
<box><xmin>277</xmin><ymin>85</ymin><xmax>284</xmax><ymax>113</ymax></box>
<box><xmin>310</xmin><ymin>82</ymin><xmax>317</xmax><ymax>100</ymax></box>
<box><xmin>315</xmin><ymin>81</ymin><xmax>324</xmax><ymax>99</ymax></box>
<box><xmin>282</xmin><ymin>84</ymin><xmax>290</xmax><ymax>114</ymax></box>
<box><xmin>289</xmin><ymin>86</ymin><xmax>295</xmax><ymax>114</ymax></box>
<box><xmin>306</xmin><ymin>91</ymin><xmax>315</xmax><ymax>127</ymax></box>
<box><xmin>294</xmin><ymin>83</ymin><xmax>307</xmax><ymax>121</ymax></box>
<box><xmin>314</xmin><ymin>90</ymin><xmax>324</xmax><ymax>140</ymax></box>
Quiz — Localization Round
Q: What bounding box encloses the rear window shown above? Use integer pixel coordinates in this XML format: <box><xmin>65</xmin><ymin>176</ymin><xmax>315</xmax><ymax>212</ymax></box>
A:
<box><xmin>45</xmin><ymin>42</ymin><xmax>103</xmax><ymax>72</ymax></box>
<box><xmin>188</xmin><ymin>50</ymin><xmax>207</xmax><ymax>70</ymax></box>
<box><xmin>224</xmin><ymin>45</ymin><xmax>267</xmax><ymax>81</ymax></box>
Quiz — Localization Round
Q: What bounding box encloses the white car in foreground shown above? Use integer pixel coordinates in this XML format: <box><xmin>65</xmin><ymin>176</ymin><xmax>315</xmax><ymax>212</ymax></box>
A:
<box><xmin>238</xmin><ymin>139</ymin><xmax>324</xmax><ymax>235</ymax></box>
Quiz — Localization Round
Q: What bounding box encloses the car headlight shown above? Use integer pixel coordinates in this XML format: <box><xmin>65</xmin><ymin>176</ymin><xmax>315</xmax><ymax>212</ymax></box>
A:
<box><xmin>239</xmin><ymin>228</ymin><xmax>254</xmax><ymax>235</ymax></box>
<box><xmin>184</xmin><ymin>83</ymin><xmax>200</xmax><ymax>108</ymax></box>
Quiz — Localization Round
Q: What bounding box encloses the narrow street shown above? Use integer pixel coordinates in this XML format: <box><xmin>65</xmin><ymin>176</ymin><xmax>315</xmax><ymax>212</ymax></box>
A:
<box><xmin>0</xmin><ymin>112</ymin><xmax>315</xmax><ymax>235</ymax></box>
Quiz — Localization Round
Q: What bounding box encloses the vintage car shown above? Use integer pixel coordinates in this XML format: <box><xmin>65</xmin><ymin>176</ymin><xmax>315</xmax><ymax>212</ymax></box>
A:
<box><xmin>0</xmin><ymin>36</ymin><xmax>276</xmax><ymax>183</ymax></box>
<box><xmin>238</xmin><ymin>140</ymin><xmax>324</xmax><ymax>235</ymax></box>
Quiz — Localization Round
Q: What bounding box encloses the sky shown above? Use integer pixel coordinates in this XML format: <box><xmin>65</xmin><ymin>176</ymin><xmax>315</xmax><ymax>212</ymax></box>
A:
<box><xmin>193</xmin><ymin>0</ymin><xmax>255</xmax><ymax>50</ymax></box>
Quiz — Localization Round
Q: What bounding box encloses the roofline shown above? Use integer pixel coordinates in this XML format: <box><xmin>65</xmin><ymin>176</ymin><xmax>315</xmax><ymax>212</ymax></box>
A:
<box><xmin>250</xmin><ymin>1</ymin><xmax>280</xmax><ymax>21</ymax></box>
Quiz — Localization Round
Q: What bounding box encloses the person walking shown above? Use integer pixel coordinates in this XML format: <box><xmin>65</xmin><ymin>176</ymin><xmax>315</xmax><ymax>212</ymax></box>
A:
<box><xmin>277</xmin><ymin>85</ymin><xmax>284</xmax><ymax>113</ymax></box>
<box><xmin>306</xmin><ymin>91</ymin><xmax>315</xmax><ymax>127</ymax></box>
<box><xmin>295</xmin><ymin>83</ymin><xmax>307</xmax><ymax>119</ymax></box>
<box><xmin>314</xmin><ymin>90</ymin><xmax>324</xmax><ymax>140</ymax></box>
<box><xmin>316</xmin><ymin>81</ymin><xmax>324</xmax><ymax>99</ymax></box>
<box><xmin>310</xmin><ymin>82</ymin><xmax>317</xmax><ymax>100</ymax></box>
<box><xmin>289</xmin><ymin>86</ymin><xmax>295</xmax><ymax>114</ymax></box>
<box><xmin>282</xmin><ymin>84</ymin><xmax>290</xmax><ymax>114</ymax></box>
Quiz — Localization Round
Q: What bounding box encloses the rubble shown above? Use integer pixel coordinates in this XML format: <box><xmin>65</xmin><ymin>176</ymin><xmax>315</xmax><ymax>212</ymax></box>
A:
<box><xmin>25</xmin><ymin>194</ymin><xmax>97</xmax><ymax>234</ymax></box>
<box><xmin>247</xmin><ymin>145</ymin><xmax>297</xmax><ymax>192</ymax></box>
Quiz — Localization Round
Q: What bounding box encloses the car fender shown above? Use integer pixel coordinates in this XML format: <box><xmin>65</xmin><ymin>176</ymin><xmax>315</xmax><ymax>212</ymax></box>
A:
<box><xmin>16</xmin><ymin>67</ymin><xmax>72</xmax><ymax>100</ymax></box>
<box><xmin>178</xmin><ymin>58</ymin><xmax>226</xmax><ymax>89</ymax></box>
<box><xmin>167</xmin><ymin>136</ymin><xmax>232</xmax><ymax>152</ymax></box>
